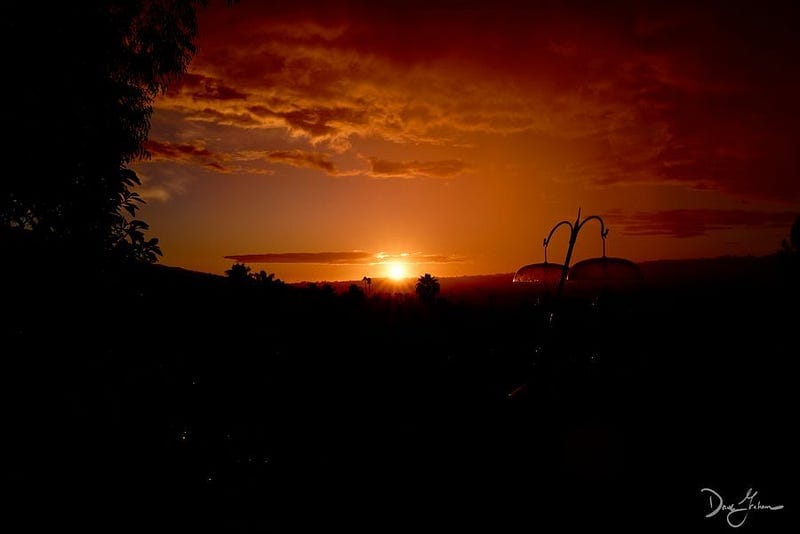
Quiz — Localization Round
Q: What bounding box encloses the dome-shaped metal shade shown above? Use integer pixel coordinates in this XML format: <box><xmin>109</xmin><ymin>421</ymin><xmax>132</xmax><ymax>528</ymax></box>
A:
<box><xmin>567</xmin><ymin>257</ymin><xmax>643</xmax><ymax>281</ymax></box>
<box><xmin>513</xmin><ymin>262</ymin><xmax>565</xmax><ymax>283</ymax></box>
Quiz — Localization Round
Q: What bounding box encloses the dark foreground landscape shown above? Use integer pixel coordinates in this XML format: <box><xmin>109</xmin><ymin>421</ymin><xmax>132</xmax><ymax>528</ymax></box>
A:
<box><xmin>3</xmin><ymin>250</ymin><xmax>796</xmax><ymax>532</ymax></box>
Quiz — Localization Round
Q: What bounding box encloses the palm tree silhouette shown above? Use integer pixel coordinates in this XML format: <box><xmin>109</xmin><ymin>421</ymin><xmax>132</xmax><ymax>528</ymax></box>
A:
<box><xmin>415</xmin><ymin>273</ymin><xmax>440</xmax><ymax>304</ymax></box>
<box><xmin>362</xmin><ymin>276</ymin><xmax>372</xmax><ymax>295</ymax></box>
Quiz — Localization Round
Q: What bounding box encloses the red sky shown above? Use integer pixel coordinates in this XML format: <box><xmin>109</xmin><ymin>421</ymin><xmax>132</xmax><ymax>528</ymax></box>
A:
<box><xmin>134</xmin><ymin>0</ymin><xmax>800</xmax><ymax>282</ymax></box>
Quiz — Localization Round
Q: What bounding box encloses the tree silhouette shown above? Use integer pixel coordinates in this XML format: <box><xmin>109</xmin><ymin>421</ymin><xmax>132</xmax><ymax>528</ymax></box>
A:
<box><xmin>226</xmin><ymin>263</ymin><xmax>251</xmax><ymax>286</ymax></box>
<box><xmin>255</xmin><ymin>270</ymin><xmax>275</xmax><ymax>284</ymax></box>
<box><xmin>779</xmin><ymin>214</ymin><xmax>800</xmax><ymax>283</ymax></box>
<box><xmin>2</xmin><ymin>2</ymin><xmax>203</xmax><ymax>263</ymax></box>
<box><xmin>109</xmin><ymin>181</ymin><xmax>163</xmax><ymax>263</ymax></box>
<box><xmin>362</xmin><ymin>276</ymin><xmax>372</xmax><ymax>295</ymax></box>
<box><xmin>787</xmin><ymin>214</ymin><xmax>800</xmax><ymax>254</ymax></box>
<box><xmin>416</xmin><ymin>273</ymin><xmax>440</xmax><ymax>304</ymax></box>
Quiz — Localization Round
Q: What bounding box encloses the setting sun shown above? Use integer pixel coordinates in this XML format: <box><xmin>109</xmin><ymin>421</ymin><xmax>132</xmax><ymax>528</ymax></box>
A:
<box><xmin>387</xmin><ymin>262</ymin><xmax>407</xmax><ymax>280</ymax></box>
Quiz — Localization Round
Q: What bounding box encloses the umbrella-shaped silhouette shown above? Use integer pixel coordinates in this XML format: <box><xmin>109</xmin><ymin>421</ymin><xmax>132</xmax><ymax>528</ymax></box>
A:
<box><xmin>513</xmin><ymin>209</ymin><xmax>642</xmax><ymax>297</ymax></box>
<box><xmin>568</xmin><ymin>256</ymin><xmax>643</xmax><ymax>282</ymax></box>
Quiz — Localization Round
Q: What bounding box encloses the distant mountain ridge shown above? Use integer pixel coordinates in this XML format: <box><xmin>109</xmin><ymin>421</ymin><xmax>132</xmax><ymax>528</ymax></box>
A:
<box><xmin>277</xmin><ymin>254</ymin><xmax>785</xmax><ymax>295</ymax></box>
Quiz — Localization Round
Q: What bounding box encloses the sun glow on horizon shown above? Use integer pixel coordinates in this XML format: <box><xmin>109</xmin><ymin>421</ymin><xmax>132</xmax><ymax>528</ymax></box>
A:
<box><xmin>387</xmin><ymin>262</ymin><xmax>407</xmax><ymax>280</ymax></box>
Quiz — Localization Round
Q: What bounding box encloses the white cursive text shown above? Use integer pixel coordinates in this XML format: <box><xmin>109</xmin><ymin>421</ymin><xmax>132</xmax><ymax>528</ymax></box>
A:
<box><xmin>700</xmin><ymin>487</ymin><xmax>784</xmax><ymax>528</ymax></box>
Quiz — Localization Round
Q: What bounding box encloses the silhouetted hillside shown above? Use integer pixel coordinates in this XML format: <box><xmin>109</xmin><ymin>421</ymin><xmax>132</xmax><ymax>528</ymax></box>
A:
<box><xmin>2</xmin><ymin>239</ymin><xmax>794</xmax><ymax>532</ymax></box>
<box><xmin>276</xmin><ymin>254</ymin><xmax>787</xmax><ymax>300</ymax></box>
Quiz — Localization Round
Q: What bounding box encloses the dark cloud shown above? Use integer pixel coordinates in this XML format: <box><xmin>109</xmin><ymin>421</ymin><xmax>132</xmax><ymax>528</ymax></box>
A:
<box><xmin>225</xmin><ymin>251</ymin><xmax>465</xmax><ymax>264</ymax></box>
<box><xmin>605</xmin><ymin>209</ymin><xmax>797</xmax><ymax>238</ymax></box>
<box><xmin>366</xmin><ymin>158</ymin><xmax>468</xmax><ymax>178</ymax></box>
<box><xmin>226</xmin><ymin>252</ymin><xmax>372</xmax><ymax>264</ymax></box>
<box><xmin>281</xmin><ymin>107</ymin><xmax>366</xmax><ymax>138</ymax></box>
<box><xmin>390</xmin><ymin>252</ymin><xmax>465</xmax><ymax>263</ymax></box>
<box><xmin>144</xmin><ymin>139</ymin><xmax>225</xmax><ymax>172</ymax></box>
<box><xmin>170</xmin><ymin>73</ymin><xmax>249</xmax><ymax>101</ymax></box>
<box><xmin>189</xmin><ymin>108</ymin><xmax>261</xmax><ymax>127</ymax></box>
<box><xmin>146</xmin><ymin>139</ymin><xmax>212</xmax><ymax>159</ymax></box>
<box><xmin>267</xmin><ymin>150</ymin><xmax>336</xmax><ymax>173</ymax></box>
<box><xmin>142</xmin><ymin>140</ymin><xmax>274</xmax><ymax>175</ymax></box>
<box><xmin>234</xmin><ymin>105</ymin><xmax>371</xmax><ymax>149</ymax></box>
<box><xmin>148</xmin><ymin>0</ymin><xmax>800</xmax><ymax>201</ymax></box>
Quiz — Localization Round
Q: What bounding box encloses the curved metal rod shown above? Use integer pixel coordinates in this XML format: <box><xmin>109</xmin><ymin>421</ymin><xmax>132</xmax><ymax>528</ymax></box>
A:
<box><xmin>529</xmin><ymin>211</ymin><xmax>611</xmax><ymax>298</ymax></box>
<box><xmin>542</xmin><ymin>220</ymin><xmax>574</xmax><ymax>263</ymax></box>
<box><xmin>543</xmin><ymin>220</ymin><xmax>574</xmax><ymax>247</ymax></box>
<box><xmin>576</xmin><ymin>215</ymin><xmax>609</xmax><ymax>257</ymax></box>
<box><xmin>576</xmin><ymin>214</ymin><xmax>606</xmax><ymax>235</ymax></box>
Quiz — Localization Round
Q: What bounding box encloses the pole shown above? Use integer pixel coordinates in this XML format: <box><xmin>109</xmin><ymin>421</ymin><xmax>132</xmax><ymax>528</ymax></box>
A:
<box><xmin>555</xmin><ymin>208</ymin><xmax>581</xmax><ymax>299</ymax></box>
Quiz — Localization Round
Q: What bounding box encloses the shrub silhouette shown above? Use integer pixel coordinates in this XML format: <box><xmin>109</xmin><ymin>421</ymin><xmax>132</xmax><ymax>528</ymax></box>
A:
<box><xmin>226</xmin><ymin>263</ymin><xmax>252</xmax><ymax>286</ymax></box>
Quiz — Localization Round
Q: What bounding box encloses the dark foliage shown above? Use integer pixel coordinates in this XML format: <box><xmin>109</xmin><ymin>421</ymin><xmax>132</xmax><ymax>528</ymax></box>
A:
<box><xmin>1</xmin><ymin>1</ymin><xmax>203</xmax><ymax>263</ymax></box>
<box><xmin>415</xmin><ymin>272</ymin><xmax>440</xmax><ymax>304</ymax></box>
<box><xmin>225</xmin><ymin>262</ymin><xmax>252</xmax><ymax>283</ymax></box>
<box><xmin>781</xmin><ymin>213</ymin><xmax>800</xmax><ymax>255</ymax></box>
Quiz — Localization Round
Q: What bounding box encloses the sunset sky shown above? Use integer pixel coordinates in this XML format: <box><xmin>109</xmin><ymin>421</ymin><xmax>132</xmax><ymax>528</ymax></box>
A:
<box><xmin>134</xmin><ymin>0</ymin><xmax>800</xmax><ymax>282</ymax></box>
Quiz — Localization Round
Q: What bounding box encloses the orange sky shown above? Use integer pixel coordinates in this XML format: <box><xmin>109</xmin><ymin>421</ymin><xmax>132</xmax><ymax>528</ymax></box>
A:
<box><xmin>134</xmin><ymin>0</ymin><xmax>799</xmax><ymax>282</ymax></box>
